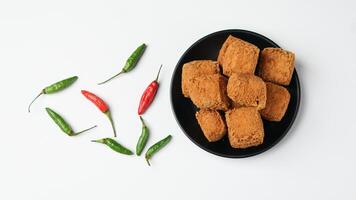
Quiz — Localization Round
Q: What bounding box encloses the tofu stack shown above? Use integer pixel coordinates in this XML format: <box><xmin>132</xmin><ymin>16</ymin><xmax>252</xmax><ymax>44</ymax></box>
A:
<box><xmin>181</xmin><ymin>35</ymin><xmax>295</xmax><ymax>148</ymax></box>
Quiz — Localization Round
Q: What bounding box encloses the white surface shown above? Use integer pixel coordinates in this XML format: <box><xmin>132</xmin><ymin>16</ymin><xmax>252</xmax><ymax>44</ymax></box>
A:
<box><xmin>0</xmin><ymin>0</ymin><xmax>355</xmax><ymax>199</ymax></box>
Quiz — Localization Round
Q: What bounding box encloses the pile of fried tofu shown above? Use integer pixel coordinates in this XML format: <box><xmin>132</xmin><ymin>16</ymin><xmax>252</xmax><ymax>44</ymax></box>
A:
<box><xmin>182</xmin><ymin>35</ymin><xmax>295</xmax><ymax>148</ymax></box>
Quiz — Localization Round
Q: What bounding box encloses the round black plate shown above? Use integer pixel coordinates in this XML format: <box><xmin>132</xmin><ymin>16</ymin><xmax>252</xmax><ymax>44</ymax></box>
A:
<box><xmin>170</xmin><ymin>29</ymin><xmax>301</xmax><ymax>158</ymax></box>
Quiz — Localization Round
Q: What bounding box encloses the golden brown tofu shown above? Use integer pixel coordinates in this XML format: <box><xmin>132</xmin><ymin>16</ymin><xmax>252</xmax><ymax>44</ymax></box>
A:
<box><xmin>258</xmin><ymin>48</ymin><xmax>295</xmax><ymax>86</ymax></box>
<box><xmin>189</xmin><ymin>74</ymin><xmax>230</xmax><ymax>111</ymax></box>
<box><xmin>225</xmin><ymin>107</ymin><xmax>264</xmax><ymax>148</ymax></box>
<box><xmin>181</xmin><ymin>60</ymin><xmax>220</xmax><ymax>97</ymax></box>
<box><xmin>260</xmin><ymin>82</ymin><xmax>291</xmax><ymax>121</ymax></box>
<box><xmin>196</xmin><ymin>109</ymin><xmax>226</xmax><ymax>142</ymax></box>
<box><xmin>227</xmin><ymin>73</ymin><xmax>267</xmax><ymax>110</ymax></box>
<box><xmin>231</xmin><ymin>101</ymin><xmax>243</xmax><ymax>109</ymax></box>
<box><xmin>218</xmin><ymin>35</ymin><xmax>260</xmax><ymax>77</ymax></box>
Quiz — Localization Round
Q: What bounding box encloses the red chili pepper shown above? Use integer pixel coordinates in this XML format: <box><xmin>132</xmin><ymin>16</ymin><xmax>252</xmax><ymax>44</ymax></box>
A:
<box><xmin>138</xmin><ymin>65</ymin><xmax>162</xmax><ymax>115</ymax></box>
<box><xmin>81</xmin><ymin>90</ymin><xmax>116</xmax><ymax>137</ymax></box>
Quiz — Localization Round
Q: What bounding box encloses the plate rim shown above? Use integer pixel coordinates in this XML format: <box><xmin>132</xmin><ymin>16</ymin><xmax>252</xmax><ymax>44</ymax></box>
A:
<box><xmin>170</xmin><ymin>29</ymin><xmax>301</xmax><ymax>158</ymax></box>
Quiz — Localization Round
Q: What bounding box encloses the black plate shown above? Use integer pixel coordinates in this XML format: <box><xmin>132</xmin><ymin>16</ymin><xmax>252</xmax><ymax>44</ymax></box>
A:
<box><xmin>170</xmin><ymin>29</ymin><xmax>301</xmax><ymax>158</ymax></box>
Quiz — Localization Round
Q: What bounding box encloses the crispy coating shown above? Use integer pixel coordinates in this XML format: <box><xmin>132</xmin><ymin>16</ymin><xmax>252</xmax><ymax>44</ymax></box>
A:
<box><xmin>189</xmin><ymin>74</ymin><xmax>230</xmax><ymax>111</ymax></box>
<box><xmin>258</xmin><ymin>48</ymin><xmax>295</xmax><ymax>86</ymax></box>
<box><xmin>231</xmin><ymin>101</ymin><xmax>243</xmax><ymax>109</ymax></box>
<box><xmin>181</xmin><ymin>60</ymin><xmax>220</xmax><ymax>97</ymax></box>
<box><xmin>225</xmin><ymin>107</ymin><xmax>264</xmax><ymax>148</ymax></box>
<box><xmin>196</xmin><ymin>109</ymin><xmax>226</xmax><ymax>142</ymax></box>
<box><xmin>227</xmin><ymin>73</ymin><xmax>267</xmax><ymax>110</ymax></box>
<box><xmin>218</xmin><ymin>35</ymin><xmax>260</xmax><ymax>77</ymax></box>
<box><xmin>260</xmin><ymin>82</ymin><xmax>290</xmax><ymax>121</ymax></box>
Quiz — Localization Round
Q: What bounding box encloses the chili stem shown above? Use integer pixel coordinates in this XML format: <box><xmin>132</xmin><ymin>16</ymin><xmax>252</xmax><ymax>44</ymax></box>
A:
<box><xmin>139</xmin><ymin>116</ymin><xmax>145</xmax><ymax>126</ymax></box>
<box><xmin>28</xmin><ymin>92</ymin><xmax>43</xmax><ymax>113</ymax></box>
<box><xmin>91</xmin><ymin>139</ymin><xmax>104</xmax><ymax>143</ymax></box>
<box><xmin>155</xmin><ymin>65</ymin><xmax>163</xmax><ymax>82</ymax></box>
<box><xmin>146</xmin><ymin>158</ymin><xmax>151</xmax><ymax>166</ymax></box>
<box><xmin>72</xmin><ymin>125</ymin><xmax>97</xmax><ymax>136</ymax></box>
<box><xmin>105</xmin><ymin>111</ymin><xmax>117</xmax><ymax>137</ymax></box>
<box><xmin>98</xmin><ymin>71</ymin><xmax>124</xmax><ymax>85</ymax></box>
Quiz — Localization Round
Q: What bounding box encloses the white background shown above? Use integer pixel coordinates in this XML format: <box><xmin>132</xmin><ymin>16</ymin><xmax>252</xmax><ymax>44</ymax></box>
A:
<box><xmin>0</xmin><ymin>0</ymin><xmax>355</xmax><ymax>199</ymax></box>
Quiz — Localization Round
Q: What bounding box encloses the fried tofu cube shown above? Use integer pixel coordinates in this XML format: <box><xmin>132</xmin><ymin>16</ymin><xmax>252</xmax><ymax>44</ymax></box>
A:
<box><xmin>196</xmin><ymin>109</ymin><xmax>226</xmax><ymax>142</ymax></box>
<box><xmin>231</xmin><ymin>101</ymin><xmax>243</xmax><ymax>109</ymax></box>
<box><xmin>227</xmin><ymin>73</ymin><xmax>267</xmax><ymax>110</ymax></box>
<box><xmin>189</xmin><ymin>74</ymin><xmax>230</xmax><ymax>111</ymax></box>
<box><xmin>260</xmin><ymin>82</ymin><xmax>291</xmax><ymax>121</ymax></box>
<box><xmin>225</xmin><ymin>107</ymin><xmax>264</xmax><ymax>148</ymax></box>
<box><xmin>258</xmin><ymin>48</ymin><xmax>295</xmax><ymax>86</ymax></box>
<box><xmin>218</xmin><ymin>35</ymin><xmax>260</xmax><ymax>76</ymax></box>
<box><xmin>181</xmin><ymin>60</ymin><xmax>220</xmax><ymax>97</ymax></box>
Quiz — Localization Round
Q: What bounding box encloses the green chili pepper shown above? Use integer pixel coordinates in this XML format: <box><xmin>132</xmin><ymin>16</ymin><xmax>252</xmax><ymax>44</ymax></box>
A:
<box><xmin>92</xmin><ymin>138</ymin><xmax>133</xmax><ymax>155</ymax></box>
<box><xmin>45</xmin><ymin>107</ymin><xmax>97</xmax><ymax>136</ymax></box>
<box><xmin>28</xmin><ymin>76</ymin><xmax>78</xmax><ymax>112</ymax></box>
<box><xmin>98</xmin><ymin>43</ymin><xmax>146</xmax><ymax>85</ymax></box>
<box><xmin>136</xmin><ymin>116</ymin><xmax>149</xmax><ymax>156</ymax></box>
<box><xmin>145</xmin><ymin>135</ymin><xmax>172</xmax><ymax>166</ymax></box>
